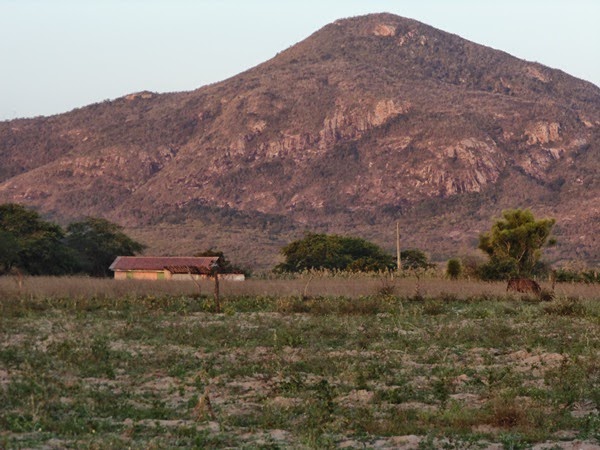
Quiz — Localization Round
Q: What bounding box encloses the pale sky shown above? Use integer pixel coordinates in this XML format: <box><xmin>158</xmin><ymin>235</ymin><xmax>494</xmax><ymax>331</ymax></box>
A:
<box><xmin>1</xmin><ymin>0</ymin><xmax>598</xmax><ymax>120</ymax></box>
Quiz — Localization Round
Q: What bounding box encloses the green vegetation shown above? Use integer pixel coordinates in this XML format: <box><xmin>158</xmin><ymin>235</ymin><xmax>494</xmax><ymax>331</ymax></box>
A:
<box><xmin>275</xmin><ymin>232</ymin><xmax>395</xmax><ymax>273</ymax></box>
<box><xmin>194</xmin><ymin>248</ymin><xmax>249</xmax><ymax>276</ymax></box>
<box><xmin>0</xmin><ymin>203</ymin><xmax>78</xmax><ymax>276</ymax></box>
<box><xmin>401</xmin><ymin>248</ymin><xmax>435</xmax><ymax>271</ymax></box>
<box><xmin>446</xmin><ymin>258</ymin><xmax>462</xmax><ymax>279</ymax></box>
<box><xmin>478</xmin><ymin>209</ymin><xmax>556</xmax><ymax>280</ymax></box>
<box><xmin>0</xmin><ymin>278</ymin><xmax>598</xmax><ymax>448</ymax></box>
<box><xmin>0</xmin><ymin>203</ymin><xmax>144</xmax><ymax>277</ymax></box>
<box><xmin>1</xmin><ymin>201</ymin><xmax>597</xmax><ymax>448</ymax></box>
<box><xmin>65</xmin><ymin>217</ymin><xmax>146</xmax><ymax>277</ymax></box>
<box><xmin>0</xmin><ymin>229</ymin><xmax>19</xmax><ymax>274</ymax></box>
<box><xmin>554</xmin><ymin>268</ymin><xmax>600</xmax><ymax>284</ymax></box>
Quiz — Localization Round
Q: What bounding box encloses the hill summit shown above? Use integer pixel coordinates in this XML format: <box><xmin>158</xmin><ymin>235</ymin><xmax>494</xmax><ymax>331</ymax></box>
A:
<box><xmin>1</xmin><ymin>13</ymin><xmax>599</xmax><ymax>268</ymax></box>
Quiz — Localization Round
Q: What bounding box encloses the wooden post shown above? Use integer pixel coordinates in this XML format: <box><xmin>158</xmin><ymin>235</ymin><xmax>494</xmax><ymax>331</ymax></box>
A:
<box><xmin>213</xmin><ymin>271</ymin><xmax>220</xmax><ymax>313</ymax></box>
<box><xmin>396</xmin><ymin>221</ymin><xmax>402</xmax><ymax>273</ymax></box>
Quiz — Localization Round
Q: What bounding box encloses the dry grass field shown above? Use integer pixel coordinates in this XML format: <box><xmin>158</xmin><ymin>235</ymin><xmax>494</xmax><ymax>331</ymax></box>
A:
<box><xmin>0</xmin><ymin>275</ymin><xmax>599</xmax><ymax>449</ymax></box>
<box><xmin>0</xmin><ymin>274</ymin><xmax>597</xmax><ymax>301</ymax></box>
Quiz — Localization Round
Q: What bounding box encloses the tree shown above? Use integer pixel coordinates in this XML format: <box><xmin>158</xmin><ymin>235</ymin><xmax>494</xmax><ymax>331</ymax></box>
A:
<box><xmin>478</xmin><ymin>209</ymin><xmax>555</xmax><ymax>280</ymax></box>
<box><xmin>0</xmin><ymin>230</ymin><xmax>20</xmax><ymax>274</ymax></box>
<box><xmin>275</xmin><ymin>232</ymin><xmax>395</xmax><ymax>273</ymax></box>
<box><xmin>0</xmin><ymin>203</ymin><xmax>78</xmax><ymax>275</ymax></box>
<box><xmin>400</xmin><ymin>249</ymin><xmax>435</xmax><ymax>271</ymax></box>
<box><xmin>194</xmin><ymin>249</ymin><xmax>248</xmax><ymax>275</ymax></box>
<box><xmin>65</xmin><ymin>217</ymin><xmax>146</xmax><ymax>277</ymax></box>
<box><xmin>0</xmin><ymin>204</ymin><xmax>145</xmax><ymax>277</ymax></box>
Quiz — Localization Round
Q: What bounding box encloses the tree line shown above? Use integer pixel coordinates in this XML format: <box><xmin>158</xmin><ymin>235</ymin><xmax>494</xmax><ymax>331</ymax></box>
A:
<box><xmin>1</xmin><ymin>203</ymin><xmax>582</xmax><ymax>281</ymax></box>
<box><xmin>275</xmin><ymin>209</ymin><xmax>560</xmax><ymax>281</ymax></box>
<box><xmin>0</xmin><ymin>203</ymin><xmax>144</xmax><ymax>277</ymax></box>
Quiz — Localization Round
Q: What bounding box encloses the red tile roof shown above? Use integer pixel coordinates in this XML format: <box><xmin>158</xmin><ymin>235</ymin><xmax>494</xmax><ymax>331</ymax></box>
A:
<box><xmin>109</xmin><ymin>256</ymin><xmax>219</xmax><ymax>272</ymax></box>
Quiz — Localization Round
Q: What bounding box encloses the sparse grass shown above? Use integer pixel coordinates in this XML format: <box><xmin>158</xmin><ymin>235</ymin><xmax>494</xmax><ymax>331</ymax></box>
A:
<box><xmin>0</xmin><ymin>276</ymin><xmax>598</xmax><ymax>448</ymax></box>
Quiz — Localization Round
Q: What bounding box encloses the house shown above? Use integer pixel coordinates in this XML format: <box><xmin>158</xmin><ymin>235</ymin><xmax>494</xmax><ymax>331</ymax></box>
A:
<box><xmin>109</xmin><ymin>256</ymin><xmax>220</xmax><ymax>280</ymax></box>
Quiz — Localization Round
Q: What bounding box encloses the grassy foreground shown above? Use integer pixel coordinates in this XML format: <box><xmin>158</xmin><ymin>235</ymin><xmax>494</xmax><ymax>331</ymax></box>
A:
<box><xmin>0</xmin><ymin>277</ymin><xmax>599</xmax><ymax>449</ymax></box>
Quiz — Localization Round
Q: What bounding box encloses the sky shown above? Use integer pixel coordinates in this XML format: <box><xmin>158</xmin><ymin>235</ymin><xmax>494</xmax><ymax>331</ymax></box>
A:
<box><xmin>1</xmin><ymin>0</ymin><xmax>598</xmax><ymax>121</ymax></box>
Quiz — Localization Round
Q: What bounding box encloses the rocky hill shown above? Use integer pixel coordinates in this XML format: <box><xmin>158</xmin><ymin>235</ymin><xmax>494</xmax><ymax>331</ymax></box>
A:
<box><xmin>1</xmin><ymin>13</ymin><xmax>599</xmax><ymax>269</ymax></box>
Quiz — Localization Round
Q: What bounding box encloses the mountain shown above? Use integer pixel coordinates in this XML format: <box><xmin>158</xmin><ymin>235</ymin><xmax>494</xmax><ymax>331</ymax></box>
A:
<box><xmin>1</xmin><ymin>13</ymin><xmax>599</xmax><ymax>270</ymax></box>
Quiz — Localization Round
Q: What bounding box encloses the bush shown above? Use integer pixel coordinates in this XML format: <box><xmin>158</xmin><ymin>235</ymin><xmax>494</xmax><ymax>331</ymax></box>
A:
<box><xmin>477</xmin><ymin>258</ymin><xmax>518</xmax><ymax>281</ymax></box>
<box><xmin>446</xmin><ymin>258</ymin><xmax>462</xmax><ymax>279</ymax></box>
<box><xmin>554</xmin><ymin>268</ymin><xmax>600</xmax><ymax>284</ymax></box>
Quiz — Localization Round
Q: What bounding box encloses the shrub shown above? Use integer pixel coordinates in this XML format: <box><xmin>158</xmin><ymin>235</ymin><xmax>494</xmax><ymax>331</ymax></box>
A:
<box><xmin>543</xmin><ymin>297</ymin><xmax>586</xmax><ymax>316</ymax></box>
<box><xmin>555</xmin><ymin>268</ymin><xmax>600</xmax><ymax>284</ymax></box>
<box><xmin>446</xmin><ymin>258</ymin><xmax>462</xmax><ymax>279</ymax></box>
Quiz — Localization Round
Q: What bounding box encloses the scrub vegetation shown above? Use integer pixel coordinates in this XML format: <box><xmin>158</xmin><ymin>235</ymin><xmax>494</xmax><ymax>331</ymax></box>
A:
<box><xmin>0</xmin><ymin>203</ymin><xmax>144</xmax><ymax>277</ymax></box>
<box><xmin>0</xmin><ymin>276</ymin><xmax>599</xmax><ymax>448</ymax></box>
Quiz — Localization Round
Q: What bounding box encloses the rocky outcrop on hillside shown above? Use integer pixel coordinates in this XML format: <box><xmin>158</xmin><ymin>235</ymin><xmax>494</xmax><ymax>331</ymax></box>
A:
<box><xmin>1</xmin><ymin>13</ymin><xmax>599</xmax><ymax>268</ymax></box>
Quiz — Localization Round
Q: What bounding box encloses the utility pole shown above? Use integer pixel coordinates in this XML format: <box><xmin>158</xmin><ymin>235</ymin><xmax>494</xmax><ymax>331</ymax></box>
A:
<box><xmin>396</xmin><ymin>221</ymin><xmax>401</xmax><ymax>272</ymax></box>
